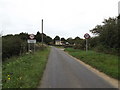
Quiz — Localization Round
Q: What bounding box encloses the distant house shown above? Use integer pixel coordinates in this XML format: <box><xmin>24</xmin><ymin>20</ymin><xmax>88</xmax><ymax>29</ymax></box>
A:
<box><xmin>66</xmin><ymin>42</ymin><xmax>69</xmax><ymax>45</ymax></box>
<box><xmin>55</xmin><ymin>40</ymin><xmax>69</xmax><ymax>45</ymax></box>
<box><xmin>55</xmin><ymin>40</ymin><xmax>62</xmax><ymax>45</ymax></box>
<box><xmin>61</xmin><ymin>41</ymin><xmax>65</xmax><ymax>45</ymax></box>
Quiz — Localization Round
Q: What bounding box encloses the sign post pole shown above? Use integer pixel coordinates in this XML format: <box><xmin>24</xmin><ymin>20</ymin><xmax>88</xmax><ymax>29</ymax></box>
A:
<box><xmin>86</xmin><ymin>39</ymin><xmax>88</xmax><ymax>52</ymax></box>
<box><xmin>28</xmin><ymin>43</ymin><xmax>30</xmax><ymax>52</ymax></box>
<box><xmin>27</xmin><ymin>34</ymin><xmax>36</xmax><ymax>53</ymax></box>
<box><xmin>34</xmin><ymin>43</ymin><xmax>35</xmax><ymax>52</ymax></box>
<box><xmin>84</xmin><ymin>33</ymin><xmax>90</xmax><ymax>52</ymax></box>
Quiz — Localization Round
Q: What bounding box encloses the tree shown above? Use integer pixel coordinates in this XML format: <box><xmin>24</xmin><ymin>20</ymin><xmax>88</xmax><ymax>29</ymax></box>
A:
<box><xmin>44</xmin><ymin>36</ymin><xmax>53</xmax><ymax>45</ymax></box>
<box><xmin>90</xmin><ymin>25</ymin><xmax>103</xmax><ymax>35</ymax></box>
<box><xmin>67</xmin><ymin>37</ymin><xmax>74</xmax><ymax>44</ymax></box>
<box><xmin>74</xmin><ymin>36</ymin><xmax>82</xmax><ymax>44</ymax></box>
<box><xmin>90</xmin><ymin>17</ymin><xmax>118</xmax><ymax>54</ymax></box>
<box><xmin>61</xmin><ymin>37</ymin><xmax>66</xmax><ymax>44</ymax></box>
<box><xmin>54</xmin><ymin>36</ymin><xmax>60</xmax><ymax>40</ymax></box>
<box><xmin>73</xmin><ymin>36</ymin><xmax>84</xmax><ymax>49</ymax></box>
<box><xmin>19</xmin><ymin>32</ymin><xmax>28</xmax><ymax>41</ymax></box>
<box><xmin>53</xmin><ymin>36</ymin><xmax>60</xmax><ymax>44</ymax></box>
<box><xmin>61</xmin><ymin>38</ymin><xmax>66</xmax><ymax>41</ymax></box>
<box><xmin>36</xmin><ymin>31</ymin><xmax>41</xmax><ymax>42</ymax></box>
<box><xmin>2</xmin><ymin>31</ymin><xmax>53</xmax><ymax>61</ymax></box>
<box><xmin>2</xmin><ymin>36</ymin><xmax>22</xmax><ymax>60</ymax></box>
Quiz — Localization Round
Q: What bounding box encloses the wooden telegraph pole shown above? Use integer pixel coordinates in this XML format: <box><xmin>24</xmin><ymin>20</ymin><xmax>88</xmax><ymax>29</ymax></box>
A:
<box><xmin>41</xmin><ymin>19</ymin><xmax>43</xmax><ymax>46</ymax></box>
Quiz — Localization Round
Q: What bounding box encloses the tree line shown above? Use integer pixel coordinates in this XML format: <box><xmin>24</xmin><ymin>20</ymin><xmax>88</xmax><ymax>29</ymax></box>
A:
<box><xmin>2</xmin><ymin>32</ymin><xmax>53</xmax><ymax>61</ymax></box>
<box><xmin>2</xmin><ymin>31</ymin><xmax>85</xmax><ymax>61</ymax></box>
<box><xmin>2</xmin><ymin>15</ymin><xmax>119</xmax><ymax>61</ymax></box>
<box><xmin>53</xmin><ymin>16</ymin><xmax>119</xmax><ymax>55</ymax></box>
<box><xmin>89</xmin><ymin>16</ymin><xmax>119</xmax><ymax>55</ymax></box>
<box><xmin>69</xmin><ymin>16</ymin><xmax>119</xmax><ymax>56</ymax></box>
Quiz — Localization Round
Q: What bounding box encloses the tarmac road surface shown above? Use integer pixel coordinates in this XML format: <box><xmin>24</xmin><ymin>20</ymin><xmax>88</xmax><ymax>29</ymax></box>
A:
<box><xmin>39</xmin><ymin>47</ymin><xmax>116</xmax><ymax>88</ymax></box>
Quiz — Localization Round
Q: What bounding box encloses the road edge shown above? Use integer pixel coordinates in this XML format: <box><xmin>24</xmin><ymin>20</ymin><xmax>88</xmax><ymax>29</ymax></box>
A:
<box><xmin>60</xmin><ymin>49</ymin><xmax>119</xmax><ymax>88</ymax></box>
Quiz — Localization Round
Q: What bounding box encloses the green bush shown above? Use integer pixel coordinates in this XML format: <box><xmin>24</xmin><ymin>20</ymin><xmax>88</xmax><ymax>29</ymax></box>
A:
<box><xmin>93</xmin><ymin>44</ymin><xmax>118</xmax><ymax>55</ymax></box>
<box><xmin>73</xmin><ymin>39</ymin><xmax>85</xmax><ymax>50</ymax></box>
<box><xmin>90</xmin><ymin>17</ymin><xmax>119</xmax><ymax>55</ymax></box>
<box><xmin>2</xmin><ymin>37</ymin><xmax>23</xmax><ymax>61</ymax></box>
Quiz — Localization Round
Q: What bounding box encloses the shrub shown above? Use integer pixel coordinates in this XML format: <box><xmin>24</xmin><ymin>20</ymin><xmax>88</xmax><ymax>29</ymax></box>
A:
<box><xmin>2</xmin><ymin>37</ymin><xmax>22</xmax><ymax>61</ymax></box>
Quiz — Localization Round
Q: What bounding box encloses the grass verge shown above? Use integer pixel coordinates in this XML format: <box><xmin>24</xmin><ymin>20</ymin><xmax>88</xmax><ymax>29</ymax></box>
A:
<box><xmin>2</xmin><ymin>47</ymin><xmax>50</xmax><ymax>88</ymax></box>
<box><xmin>65</xmin><ymin>48</ymin><xmax>119</xmax><ymax>80</ymax></box>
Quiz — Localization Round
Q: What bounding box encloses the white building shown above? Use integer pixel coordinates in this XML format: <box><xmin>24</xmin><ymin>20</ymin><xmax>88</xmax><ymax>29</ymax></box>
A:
<box><xmin>55</xmin><ymin>40</ymin><xmax>62</xmax><ymax>45</ymax></box>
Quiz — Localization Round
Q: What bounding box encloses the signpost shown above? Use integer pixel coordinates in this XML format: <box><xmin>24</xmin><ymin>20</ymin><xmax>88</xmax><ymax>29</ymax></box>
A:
<box><xmin>29</xmin><ymin>34</ymin><xmax>34</xmax><ymax>39</ymax></box>
<box><xmin>84</xmin><ymin>33</ymin><xmax>90</xmax><ymax>52</ymax></box>
<box><xmin>28</xmin><ymin>34</ymin><xmax>36</xmax><ymax>52</ymax></box>
<box><xmin>27</xmin><ymin>39</ymin><xmax>36</xmax><ymax>43</ymax></box>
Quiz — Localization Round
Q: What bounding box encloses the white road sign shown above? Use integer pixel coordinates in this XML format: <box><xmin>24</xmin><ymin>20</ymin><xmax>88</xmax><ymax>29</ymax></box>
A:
<box><xmin>27</xmin><ymin>39</ymin><xmax>36</xmax><ymax>43</ymax></box>
<box><xmin>84</xmin><ymin>33</ymin><xmax>90</xmax><ymax>39</ymax></box>
<box><xmin>29</xmin><ymin>34</ymin><xmax>35</xmax><ymax>39</ymax></box>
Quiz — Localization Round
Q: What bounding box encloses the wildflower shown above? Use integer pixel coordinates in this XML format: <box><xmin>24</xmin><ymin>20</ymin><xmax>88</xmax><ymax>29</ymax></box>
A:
<box><xmin>7</xmin><ymin>75</ymin><xmax>10</xmax><ymax>77</ymax></box>
<box><xmin>8</xmin><ymin>77</ymin><xmax>10</xmax><ymax>80</ymax></box>
<box><xmin>19</xmin><ymin>77</ymin><xmax>22</xmax><ymax>80</ymax></box>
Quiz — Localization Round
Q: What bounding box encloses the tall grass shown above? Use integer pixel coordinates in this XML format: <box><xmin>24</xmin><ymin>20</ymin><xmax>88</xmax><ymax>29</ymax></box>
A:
<box><xmin>2</xmin><ymin>47</ymin><xmax>50</xmax><ymax>88</ymax></box>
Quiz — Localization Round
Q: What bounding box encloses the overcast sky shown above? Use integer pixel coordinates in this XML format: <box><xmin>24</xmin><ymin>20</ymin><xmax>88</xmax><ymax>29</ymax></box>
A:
<box><xmin>0</xmin><ymin>0</ymin><xmax>119</xmax><ymax>39</ymax></box>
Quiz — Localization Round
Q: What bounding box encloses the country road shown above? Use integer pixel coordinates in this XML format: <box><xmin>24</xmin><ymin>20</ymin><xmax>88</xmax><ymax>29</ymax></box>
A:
<box><xmin>39</xmin><ymin>47</ymin><xmax>116</xmax><ymax>88</ymax></box>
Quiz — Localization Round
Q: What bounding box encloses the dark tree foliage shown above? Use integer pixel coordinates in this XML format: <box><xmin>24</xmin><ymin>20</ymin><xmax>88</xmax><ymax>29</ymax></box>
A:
<box><xmin>2</xmin><ymin>32</ymin><xmax>53</xmax><ymax>61</ymax></box>
<box><xmin>54</xmin><ymin>36</ymin><xmax>60</xmax><ymax>40</ymax></box>
<box><xmin>35</xmin><ymin>31</ymin><xmax>42</xmax><ymax>42</ymax></box>
<box><xmin>2</xmin><ymin>33</ymin><xmax>29</xmax><ymax>61</ymax></box>
<box><xmin>19</xmin><ymin>32</ymin><xmax>28</xmax><ymax>40</ymax></box>
<box><xmin>89</xmin><ymin>37</ymin><xmax>99</xmax><ymax>48</ymax></box>
<box><xmin>117</xmin><ymin>15</ymin><xmax>120</xmax><ymax>55</ymax></box>
<box><xmin>35</xmin><ymin>31</ymin><xmax>53</xmax><ymax>44</ymax></box>
<box><xmin>67</xmin><ymin>37</ymin><xmax>74</xmax><ymax>45</ymax></box>
<box><xmin>61</xmin><ymin>38</ymin><xmax>66</xmax><ymax>44</ymax></box>
<box><xmin>53</xmin><ymin>36</ymin><xmax>60</xmax><ymax>44</ymax></box>
<box><xmin>61</xmin><ymin>38</ymin><xmax>66</xmax><ymax>41</ymax></box>
<box><xmin>73</xmin><ymin>37</ymin><xmax>84</xmax><ymax>49</ymax></box>
<box><xmin>90</xmin><ymin>25</ymin><xmax>103</xmax><ymax>35</ymax></box>
<box><xmin>2</xmin><ymin>36</ymin><xmax>22</xmax><ymax>61</ymax></box>
<box><xmin>90</xmin><ymin>17</ymin><xmax>119</xmax><ymax>54</ymax></box>
<box><xmin>74</xmin><ymin>36</ymin><xmax>83</xmax><ymax>44</ymax></box>
<box><xmin>45</xmin><ymin>36</ymin><xmax>53</xmax><ymax>45</ymax></box>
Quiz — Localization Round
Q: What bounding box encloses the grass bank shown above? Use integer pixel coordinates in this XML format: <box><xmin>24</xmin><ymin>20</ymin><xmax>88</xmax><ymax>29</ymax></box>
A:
<box><xmin>65</xmin><ymin>48</ymin><xmax>119</xmax><ymax>80</ymax></box>
<box><xmin>2</xmin><ymin>47</ymin><xmax>50</xmax><ymax>88</ymax></box>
